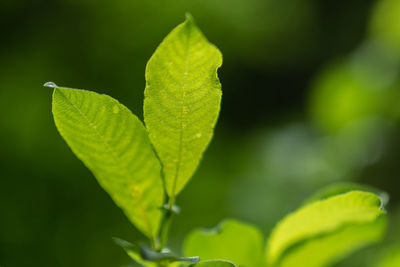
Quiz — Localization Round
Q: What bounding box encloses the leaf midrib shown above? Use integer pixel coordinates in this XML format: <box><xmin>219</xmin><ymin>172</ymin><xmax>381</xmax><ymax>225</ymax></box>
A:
<box><xmin>170</xmin><ymin>26</ymin><xmax>192</xmax><ymax>199</ymax></box>
<box><xmin>56</xmin><ymin>89</ymin><xmax>154</xmax><ymax>236</ymax></box>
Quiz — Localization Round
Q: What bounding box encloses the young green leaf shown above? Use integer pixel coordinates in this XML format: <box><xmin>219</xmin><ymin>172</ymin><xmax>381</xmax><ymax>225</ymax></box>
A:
<box><xmin>52</xmin><ymin>86</ymin><xmax>164</xmax><ymax>239</ymax></box>
<box><xmin>266</xmin><ymin>191</ymin><xmax>387</xmax><ymax>267</ymax></box>
<box><xmin>144</xmin><ymin>14</ymin><xmax>223</xmax><ymax>198</ymax></box>
<box><xmin>114</xmin><ymin>237</ymin><xmax>199</xmax><ymax>267</ymax></box>
<box><xmin>184</xmin><ymin>219</ymin><xmax>264</xmax><ymax>267</ymax></box>
<box><xmin>194</xmin><ymin>260</ymin><xmax>237</xmax><ymax>267</ymax></box>
<box><xmin>302</xmin><ymin>182</ymin><xmax>389</xmax><ymax>207</ymax></box>
<box><xmin>276</xmin><ymin>215</ymin><xmax>386</xmax><ymax>267</ymax></box>
<box><xmin>113</xmin><ymin>237</ymin><xmax>156</xmax><ymax>267</ymax></box>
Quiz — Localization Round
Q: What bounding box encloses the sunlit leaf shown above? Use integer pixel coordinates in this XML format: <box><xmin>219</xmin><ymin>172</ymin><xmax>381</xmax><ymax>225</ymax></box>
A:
<box><xmin>266</xmin><ymin>191</ymin><xmax>387</xmax><ymax>267</ymax></box>
<box><xmin>184</xmin><ymin>219</ymin><xmax>264</xmax><ymax>267</ymax></box>
<box><xmin>303</xmin><ymin>182</ymin><xmax>389</xmax><ymax>207</ymax></box>
<box><xmin>144</xmin><ymin>14</ymin><xmax>223</xmax><ymax>198</ymax></box>
<box><xmin>277</xmin><ymin>215</ymin><xmax>386</xmax><ymax>267</ymax></box>
<box><xmin>52</xmin><ymin>86</ymin><xmax>164</xmax><ymax>238</ymax></box>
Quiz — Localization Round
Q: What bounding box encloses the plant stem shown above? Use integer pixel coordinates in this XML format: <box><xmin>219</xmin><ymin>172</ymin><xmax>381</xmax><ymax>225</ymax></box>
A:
<box><xmin>151</xmin><ymin>235</ymin><xmax>160</xmax><ymax>251</ymax></box>
<box><xmin>155</xmin><ymin>197</ymin><xmax>176</xmax><ymax>251</ymax></box>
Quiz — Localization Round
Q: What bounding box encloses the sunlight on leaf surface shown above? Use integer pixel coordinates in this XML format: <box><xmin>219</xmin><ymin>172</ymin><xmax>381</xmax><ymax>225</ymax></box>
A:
<box><xmin>144</xmin><ymin>14</ymin><xmax>223</xmax><ymax>198</ymax></box>
<box><xmin>52</xmin><ymin>87</ymin><xmax>164</xmax><ymax>238</ymax></box>
<box><xmin>266</xmin><ymin>191</ymin><xmax>387</xmax><ymax>267</ymax></box>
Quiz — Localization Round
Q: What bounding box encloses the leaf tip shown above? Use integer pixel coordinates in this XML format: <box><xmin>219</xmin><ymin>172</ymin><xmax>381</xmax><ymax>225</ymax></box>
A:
<box><xmin>44</xmin><ymin>81</ymin><xmax>58</xmax><ymax>88</ymax></box>
<box><xmin>379</xmin><ymin>192</ymin><xmax>390</xmax><ymax>210</ymax></box>
<box><xmin>181</xmin><ymin>256</ymin><xmax>200</xmax><ymax>264</ymax></box>
<box><xmin>112</xmin><ymin>237</ymin><xmax>134</xmax><ymax>249</ymax></box>
<box><xmin>185</xmin><ymin>12</ymin><xmax>194</xmax><ymax>23</ymax></box>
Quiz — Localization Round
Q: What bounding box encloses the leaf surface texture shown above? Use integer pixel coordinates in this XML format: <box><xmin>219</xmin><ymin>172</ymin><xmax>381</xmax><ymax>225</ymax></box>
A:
<box><xmin>52</xmin><ymin>87</ymin><xmax>163</xmax><ymax>238</ymax></box>
<box><xmin>144</xmin><ymin>15</ymin><xmax>222</xmax><ymax>197</ymax></box>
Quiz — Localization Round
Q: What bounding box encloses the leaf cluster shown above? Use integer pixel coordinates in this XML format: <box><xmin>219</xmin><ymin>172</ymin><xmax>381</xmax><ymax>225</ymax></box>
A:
<box><xmin>50</xmin><ymin>15</ymin><xmax>389</xmax><ymax>267</ymax></box>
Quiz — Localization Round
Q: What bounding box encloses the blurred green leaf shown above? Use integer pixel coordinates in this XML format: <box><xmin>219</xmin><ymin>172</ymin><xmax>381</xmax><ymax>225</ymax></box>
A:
<box><xmin>194</xmin><ymin>260</ymin><xmax>237</xmax><ymax>267</ymax></box>
<box><xmin>370</xmin><ymin>0</ymin><xmax>400</xmax><ymax>56</ymax></box>
<box><xmin>144</xmin><ymin>14</ymin><xmax>222</xmax><ymax>198</ymax></box>
<box><xmin>277</xmin><ymin>215</ymin><xmax>386</xmax><ymax>267</ymax></box>
<box><xmin>303</xmin><ymin>182</ymin><xmax>389</xmax><ymax>207</ymax></box>
<box><xmin>52</xmin><ymin>86</ymin><xmax>164</xmax><ymax>238</ymax></box>
<box><xmin>266</xmin><ymin>191</ymin><xmax>387</xmax><ymax>267</ymax></box>
<box><xmin>375</xmin><ymin>246</ymin><xmax>400</xmax><ymax>267</ymax></box>
<box><xmin>183</xmin><ymin>219</ymin><xmax>264</xmax><ymax>267</ymax></box>
<box><xmin>308</xmin><ymin>60</ymin><xmax>398</xmax><ymax>132</ymax></box>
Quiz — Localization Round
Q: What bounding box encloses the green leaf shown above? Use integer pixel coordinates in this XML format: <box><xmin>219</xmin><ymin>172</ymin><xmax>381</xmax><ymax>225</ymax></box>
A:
<box><xmin>266</xmin><ymin>191</ymin><xmax>387</xmax><ymax>267</ymax></box>
<box><xmin>277</xmin><ymin>215</ymin><xmax>386</xmax><ymax>267</ymax></box>
<box><xmin>375</xmin><ymin>246</ymin><xmax>400</xmax><ymax>267</ymax></box>
<box><xmin>144</xmin><ymin>14</ymin><xmax>223</xmax><ymax>198</ymax></box>
<box><xmin>303</xmin><ymin>182</ymin><xmax>389</xmax><ymax>207</ymax></box>
<box><xmin>194</xmin><ymin>260</ymin><xmax>237</xmax><ymax>267</ymax></box>
<box><xmin>52</xmin><ymin>86</ymin><xmax>164</xmax><ymax>238</ymax></box>
<box><xmin>114</xmin><ymin>238</ymin><xmax>156</xmax><ymax>267</ymax></box>
<box><xmin>184</xmin><ymin>219</ymin><xmax>264</xmax><ymax>267</ymax></box>
<box><xmin>114</xmin><ymin>238</ymin><xmax>199</xmax><ymax>267</ymax></box>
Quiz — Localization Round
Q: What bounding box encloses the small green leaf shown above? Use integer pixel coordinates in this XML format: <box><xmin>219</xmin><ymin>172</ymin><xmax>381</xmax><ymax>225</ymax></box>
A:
<box><xmin>144</xmin><ymin>14</ymin><xmax>223</xmax><ymax>198</ymax></box>
<box><xmin>52</xmin><ymin>86</ymin><xmax>164</xmax><ymax>238</ymax></box>
<box><xmin>194</xmin><ymin>260</ymin><xmax>237</xmax><ymax>267</ymax></box>
<box><xmin>266</xmin><ymin>191</ymin><xmax>387</xmax><ymax>267</ymax></box>
<box><xmin>184</xmin><ymin>219</ymin><xmax>264</xmax><ymax>267</ymax></box>
<box><xmin>114</xmin><ymin>237</ymin><xmax>199</xmax><ymax>267</ymax></box>
<box><xmin>114</xmin><ymin>237</ymin><xmax>155</xmax><ymax>267</ymax></box>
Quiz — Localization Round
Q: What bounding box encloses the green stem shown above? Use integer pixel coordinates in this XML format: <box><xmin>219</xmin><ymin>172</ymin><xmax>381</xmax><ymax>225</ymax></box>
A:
<box><xmin>159</xmin><ymin>209</ymin><xmax>174</xmax><ymax>249</ymax></box>
<box><xmin>151</xmin><ymin>235</ymin><xmax>160</xmax><ymax>251</ymax></box>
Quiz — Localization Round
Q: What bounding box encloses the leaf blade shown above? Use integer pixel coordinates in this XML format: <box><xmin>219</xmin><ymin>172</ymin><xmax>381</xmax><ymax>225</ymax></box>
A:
<box><xmin>266</xmin><ymin>191</ymin><xmax>387</xmax><ymax>266</ymax></box>
<box><xmin>184</xmin><ymin>219</ymin><xmax>264</xmax><ymax>267</ymax></box>
<box><xmin>278</xmin><ymin>215</ymin><xmax>386</xmax><ymax>267</ymax></box>
<box><xmin>144</xmin><ymin>15</ymin><xmax>223</xmax><ymax>197</ymax></box>
<box><xmin>52</xmin><ymin>87</ymin><xmax>164</xmax><ymax>238</ymax></box>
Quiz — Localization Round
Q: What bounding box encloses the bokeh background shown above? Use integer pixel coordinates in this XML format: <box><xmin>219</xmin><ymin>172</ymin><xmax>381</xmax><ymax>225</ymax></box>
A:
<box><xmin>1</xmin><ymin>0</ymin><xmax>400</xmax><ymax>266</ymax></box>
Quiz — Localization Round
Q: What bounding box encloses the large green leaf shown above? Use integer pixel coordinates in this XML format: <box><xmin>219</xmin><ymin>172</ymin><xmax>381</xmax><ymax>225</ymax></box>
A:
<box><xmin>51</xmin><ymin>85</ymin><xmax>164</xmax><ymax>238</ymax></box>
<box><xmin>266</xmin><ymin>191</ymin><xmax>387</xmax><ymax>267</ymax></box>
<box><xmin>277</xmin><ymin>215</ymin><xmax>386</xmax><ymax>267</ymax></box>
<box><xmin>184</xmin><ymin>219</ymin><xmax>264</xmax><ymax>267</ymax></box>
<box><xmin>143</xmin><ymin>14</ymin><xmax>223</xmax><ymax>198</ymax></box>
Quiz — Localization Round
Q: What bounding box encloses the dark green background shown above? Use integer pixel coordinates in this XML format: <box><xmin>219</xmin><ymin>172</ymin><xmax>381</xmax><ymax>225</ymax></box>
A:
<box><xmin>1</xmin><ymin>0</ymin><xmax>400</xmax><ymax>266</ymax></box>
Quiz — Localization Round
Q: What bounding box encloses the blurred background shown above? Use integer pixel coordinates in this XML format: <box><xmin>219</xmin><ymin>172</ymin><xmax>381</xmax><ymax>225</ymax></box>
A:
<box><xmin>1</xmin><ymin>0</ymin><xmax>400</xmax><ymax>266</ymax></box>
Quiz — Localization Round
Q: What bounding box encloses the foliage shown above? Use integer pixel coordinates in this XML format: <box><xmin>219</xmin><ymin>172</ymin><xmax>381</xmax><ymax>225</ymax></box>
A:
<box><xmin>52</xmin><ymin>86</ymin><xmax>164</xmax><ymax>240</ymax></box>
<box><xmin>144</xmin><ymin>14</ymin><xmax>222</xmax><ymax>199</ymax></box>
<box><xmin>375</xmin><ymin>246</ymin><xmax>400</xmax><ymax>267</ymax></box>
<box><xmin>50</xmin><ymin>15</ymin><xmax>389</xmax><ymax>267</ymax></box>
<box><xmin>184</xmin><ymin>219</ymin><xmax>264</xmax><ymax>267</ymax></box>
<box><xmin>266</xmin><ymin>191</ymin><xmax>386</xmax><ymax>267</ymax></box>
